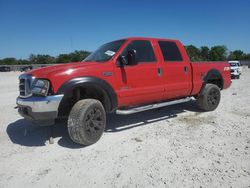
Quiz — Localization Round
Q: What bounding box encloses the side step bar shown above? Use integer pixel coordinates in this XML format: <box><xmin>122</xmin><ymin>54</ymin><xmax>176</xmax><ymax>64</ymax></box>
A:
<box><xmin>116</xmin><ymin>97</ymin><xmax>192</xmax><ymax>115</ymax></box>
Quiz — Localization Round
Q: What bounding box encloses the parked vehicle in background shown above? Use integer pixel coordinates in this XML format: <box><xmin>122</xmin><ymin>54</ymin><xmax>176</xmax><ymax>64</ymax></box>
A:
<box><xmin>229</xmin><ymin>61</ymin><xmax>240</xmax><ymax>79</ymax></box>
<box><xmin>0</xmin><ymin>66</ymin><xmax>11</xmax><ymax>72</ymax></box>
<box><xmin>16</xmin><ymin>37</ymin><xmax>231</xmax><ymax>145</ymax></box>
<box><xmin>237</xmin><ymin>62</ymin><xmax>243</xmax><ymax>75</ymax></box>
<box><xmin>229</xmin><ymin>61</ymin><xmax>242</xmax><ymax>75</ymax></box>
<box><xmin>20</xmin><ymin>66</ymin><xmax>33</xmax><ymax>72</ymax></box>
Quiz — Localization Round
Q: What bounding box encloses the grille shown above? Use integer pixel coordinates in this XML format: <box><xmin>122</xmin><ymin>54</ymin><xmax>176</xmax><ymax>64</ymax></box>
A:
<box><xmin>19</xmin><ymin>79</ymin><xmax>25</xmax><ymax>96</ymax></box>
<box><xmin>19</xmin><ymin>74</ymin><xmax>34</xmax><ymax>98</ymax></box>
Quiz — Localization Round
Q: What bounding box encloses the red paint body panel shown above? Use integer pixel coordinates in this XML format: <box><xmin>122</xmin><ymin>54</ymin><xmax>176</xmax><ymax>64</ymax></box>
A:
<box><xmin>27</xmin><ymin>37</ymin><xmax>231</xmax><ymax>109</ymax></box>
<box><xmin>156</xmin><ymin>39</ymin><xmax>193</xmax><ymax>100</ymax></box>
<box><xmin>191</xmin><ymin>62</ymin><xmax>231</xmax><ymax>95</ymax></box>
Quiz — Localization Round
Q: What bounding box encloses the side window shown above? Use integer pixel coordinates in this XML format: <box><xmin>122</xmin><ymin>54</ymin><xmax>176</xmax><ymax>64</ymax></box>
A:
<box><xmin>122</xmin><ymin>40</ymin><xmax>156</xmax><ymax>63</ymax></box>
<box><xmin>158</xmin><ymin>41</ymin><xmax>183</xmax><ymax>62</ymax></box>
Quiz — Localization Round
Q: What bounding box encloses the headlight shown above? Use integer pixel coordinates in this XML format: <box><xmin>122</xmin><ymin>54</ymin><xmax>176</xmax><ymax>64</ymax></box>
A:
<box><xmin>31</xmin><ymin>79</ymin><xmax>50</xmax><ymax>96</ymax></box>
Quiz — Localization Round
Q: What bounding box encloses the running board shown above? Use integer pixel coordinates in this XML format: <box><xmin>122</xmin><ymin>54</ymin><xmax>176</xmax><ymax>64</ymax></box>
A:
<box><xmin>116</xmin><ymin>97</ymin><xmax>192</xmax><ymax>115</ymax></box>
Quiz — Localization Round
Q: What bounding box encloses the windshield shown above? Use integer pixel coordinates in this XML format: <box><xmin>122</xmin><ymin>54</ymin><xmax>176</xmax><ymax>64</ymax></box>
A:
<box><xmin>83</xmin><ymin>39</ymin><xmax>126</xmax><ymax>62</ymax></box>
<box><xmin>230</xmin><ymin>63</ymin><xmax>237</xmax><ymax>66</ymax></box>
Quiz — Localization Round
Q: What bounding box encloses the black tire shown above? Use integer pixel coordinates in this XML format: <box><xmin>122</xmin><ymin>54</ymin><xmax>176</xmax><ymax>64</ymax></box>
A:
<box><xmin>68</xmin><ymin>99</ymin><xmax>106</xmax><ymax>145</ymax></box>
<box><xmin>237</xmin><ymin>75</ymin><xmax>240</xmax><ymax>79</ymax></box>
<box><xmin>197</xmin><ymin>84</ymin><xmax>221</xmax><ymax>111</ymax></box>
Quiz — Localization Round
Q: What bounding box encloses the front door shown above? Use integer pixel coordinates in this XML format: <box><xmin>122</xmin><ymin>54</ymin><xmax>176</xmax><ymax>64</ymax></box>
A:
<box><xmin>114</xmin><ymin>40</ymin><xmax>164</xmax><ymax>107</ymax></box>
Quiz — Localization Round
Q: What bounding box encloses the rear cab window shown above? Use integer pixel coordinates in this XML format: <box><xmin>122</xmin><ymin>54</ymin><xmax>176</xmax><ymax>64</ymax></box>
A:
<box><xmin>121</xmin><ymin>40</ymin><xmax>156</xmax><ymax>64</ymax></box>
<box><xmin>158</xmin><ymin>41</ymin><xmax>183</xmax><ymax>62</ymax></box>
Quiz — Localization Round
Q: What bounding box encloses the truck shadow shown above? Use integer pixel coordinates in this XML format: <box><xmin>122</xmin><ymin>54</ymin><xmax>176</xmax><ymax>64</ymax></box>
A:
<box><xmin>106</xmin><ymin>101</ymin><xmax>202</xmax><ymax>132</ymax></box>
<box><xmin>6</xmin><ymin>101</ymin><xmax>202</xmax><ymax>149</ymax></box>
<box><xmin>6</xmin><ymin>118</ymin><xmax>81</xmax><ymax>148</ymax></box>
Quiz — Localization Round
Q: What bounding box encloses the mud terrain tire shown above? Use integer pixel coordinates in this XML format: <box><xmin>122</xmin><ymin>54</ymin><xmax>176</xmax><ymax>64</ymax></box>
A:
<box><xmin>68</xmin><ymin>99</ymin><xmax>106</xmax><ymax>145</ymax></box>
<box><xmin>197</xmin><ymin>84</ymin><xmax>221</xmax><ymax>111</ymax></box>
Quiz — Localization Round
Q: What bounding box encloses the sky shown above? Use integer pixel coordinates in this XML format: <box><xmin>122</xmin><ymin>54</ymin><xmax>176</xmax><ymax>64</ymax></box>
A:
<box><xmin>0</xmin><ymin>0</ymin><xmax>250</xmax><ymax>59</ymax></box>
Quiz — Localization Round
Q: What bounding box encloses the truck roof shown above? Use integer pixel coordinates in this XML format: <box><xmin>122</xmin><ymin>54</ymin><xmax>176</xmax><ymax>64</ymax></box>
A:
<box><xmin>121</xmin><ymin>37</ymin><xmax>181</xmax><ymax>43</ymax></box>
<box><xmin>229</xmin><ymin>60</ymin><xmax>240</xmax><ymax>63</ymax></box>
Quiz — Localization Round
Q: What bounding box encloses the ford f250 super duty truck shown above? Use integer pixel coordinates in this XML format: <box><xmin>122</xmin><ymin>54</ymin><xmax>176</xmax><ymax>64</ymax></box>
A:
<box><xmin>16</xmin><ymin>37</ymin><xmax>231</xmax><ymax>145</ymax></box>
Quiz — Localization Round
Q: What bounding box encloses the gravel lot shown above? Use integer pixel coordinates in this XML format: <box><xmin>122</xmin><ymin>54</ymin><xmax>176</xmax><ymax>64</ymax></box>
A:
<box><xmin>0</xmin><ymin>68</ymin><xmax>250</xmax><ymax>188</ymax></box>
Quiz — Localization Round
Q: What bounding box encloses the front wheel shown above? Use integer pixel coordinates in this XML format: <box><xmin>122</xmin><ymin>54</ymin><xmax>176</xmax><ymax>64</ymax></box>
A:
<box><xmin>68</xmin><ymin>99</ymin><xmax>106</xmax><ymax>145</ymax></box>
<box><xmin>197</xmin><ymin>84</ymin><xmax>221</xmax><ymax>111</ymax></box>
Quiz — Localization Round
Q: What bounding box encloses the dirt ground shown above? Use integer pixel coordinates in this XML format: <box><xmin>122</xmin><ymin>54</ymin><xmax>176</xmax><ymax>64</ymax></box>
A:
<box><xmin>0</xmin><ymin>68</ymin><xmax>250</xmax><ymax>188</ymax></box>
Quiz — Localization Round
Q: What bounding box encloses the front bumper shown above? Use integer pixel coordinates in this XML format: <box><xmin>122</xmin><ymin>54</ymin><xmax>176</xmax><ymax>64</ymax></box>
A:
<box><xmin>16</xmin><ymin>95</ymin><xmax>64</xmax><ymax>121</ymax></box>
<box><xmin>230</xmin><ymin>69</ymin><xmax>240</xmax><ymax>76</ymax></box>
<box><xmin>231</xmin><ymin>72</ymin><xmax>240</xmax><ymax>76</ymax></box>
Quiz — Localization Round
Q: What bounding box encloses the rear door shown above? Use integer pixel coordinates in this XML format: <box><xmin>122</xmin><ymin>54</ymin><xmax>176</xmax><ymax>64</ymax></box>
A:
<box><xmin>114</xmin><ymin>40</ymin><xmax>164</xmax><ymax>107</ymax></box>
<box><xmin>157</xmin><ymin>41</ymin><xmax>192</xmax><ymax>100</ymax></box>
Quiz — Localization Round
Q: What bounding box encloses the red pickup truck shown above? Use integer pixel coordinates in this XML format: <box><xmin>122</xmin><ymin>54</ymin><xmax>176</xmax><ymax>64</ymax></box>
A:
<box><xmin>17</xmin><ymin>37</ymin><xmax>231</xmax><ymax>145</ymax></box>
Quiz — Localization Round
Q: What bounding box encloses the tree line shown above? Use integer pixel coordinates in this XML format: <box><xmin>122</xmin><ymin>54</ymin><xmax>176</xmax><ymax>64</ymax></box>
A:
<box><xmin>0</xmin><ymin>45</ymin><xmax>250</xmax><ymax>65</ymax></box>
<box><xmin>185</xmin><ymin>45</ymin><xmax>250</xmax><ymax>61</ymax></box>
<box><xmin>0</xmin><ymin>50</ymin><xmax>91</xmax><ymax>65</ymax></box>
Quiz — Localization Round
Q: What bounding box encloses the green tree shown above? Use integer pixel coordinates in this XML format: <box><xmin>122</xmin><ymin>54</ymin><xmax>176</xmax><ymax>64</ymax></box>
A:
<box><xmin>228</xmin><ymin>50</ymin><xmax>245</xmax><ymax>60</ymax></box>
<box><xmin>29</xmin><ymin>54</ymin><xmax>55</xmax><ymax>64</ymax></box>
<box><xmin>55</xmin><ymin>50</ymin><xmax>90</xmax><ymax>64</ymax></box>
<box><xmin>209</xmin><ymin>45</ymin><xmax>228</xmax><ymax>61</ymax></box>
<box><xmin>18</xmin><ymin>59</ymin><xmax>30</xmax><ymax>65</ymax></box>
<box><xmin>55</xmin><ymin>54</ymin><xmax>72</xmax><ymax>64</ymax></box>
<box><xmin>200</xmin><ymin>46</ymin><xmax>210</xmax><ymax>61</ymax></box>
<box><xmin>243</xmin><ymin>53</ymin><xmax>250</xmax><ymax>60</ymax></box>
<box><xmin>0</xmin><ymin>58</ymin><xmax>17</xmax><ymax>65</ymax></box>
<box><xmin>185</xmin><ymin>45</ymin><xmax>201</xmax><ymax>61</ymax></box>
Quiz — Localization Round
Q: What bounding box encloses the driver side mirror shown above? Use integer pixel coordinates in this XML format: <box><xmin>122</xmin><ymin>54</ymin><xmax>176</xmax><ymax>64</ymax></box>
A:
<box><xmin>117</xmin><ymin>49</ymin><xmax>138</xmax><ymax>67</ymax></box>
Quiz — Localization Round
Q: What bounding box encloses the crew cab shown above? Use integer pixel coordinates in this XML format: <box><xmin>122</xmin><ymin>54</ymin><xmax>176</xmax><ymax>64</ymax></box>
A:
<box><xmin>16</xmin><ymin>37</ymin><xmax>231</xmax><ymax>145</ymax></box>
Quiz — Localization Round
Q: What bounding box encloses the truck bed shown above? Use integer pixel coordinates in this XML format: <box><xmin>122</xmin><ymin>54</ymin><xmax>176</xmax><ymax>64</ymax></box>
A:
<box><xmin>190</xmin><ymin>61</ymin><xmax>231</xmax><ymax>96</ymax></box>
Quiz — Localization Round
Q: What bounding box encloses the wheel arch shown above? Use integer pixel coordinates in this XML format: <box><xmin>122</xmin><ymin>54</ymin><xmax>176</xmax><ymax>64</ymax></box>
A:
<box><xmin>203</xmin><ymin>69</ymin><xmax>224</xmax><ymax>90</ymax></box>
<box><xmin>57</xmin><ymin>76</ymin><xmax>117</xmax><ymax>117</ymax></box>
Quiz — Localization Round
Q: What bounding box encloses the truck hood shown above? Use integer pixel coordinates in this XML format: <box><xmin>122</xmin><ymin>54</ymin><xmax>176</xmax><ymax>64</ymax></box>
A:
<box><xmin>28</xmin><ymin>61</ymin><xmax>100</xmax><ymax>78</ymax></box>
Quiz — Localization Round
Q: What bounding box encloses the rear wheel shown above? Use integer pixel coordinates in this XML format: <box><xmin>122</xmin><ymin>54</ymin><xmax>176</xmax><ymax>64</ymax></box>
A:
<box><xmin>68</xmin><ymin>99</ymin><xmax>106</xmax><ymax>145</ymax></box>
<box><xmin>197</xmin><ymin>84</ymin><xmax>221</xmax><ymax>111</ymax></box>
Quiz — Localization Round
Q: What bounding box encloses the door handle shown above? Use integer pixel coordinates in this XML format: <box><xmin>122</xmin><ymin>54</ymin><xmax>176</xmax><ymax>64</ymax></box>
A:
<box><xmin>184</xmin><ymin>66</ymin><xmax>188</xmax><ymax>74</ymax></box>
<box><xmin>158</xmin><ymin>68</ymin><xmax>163</xmax><ymax>76</ymax></box>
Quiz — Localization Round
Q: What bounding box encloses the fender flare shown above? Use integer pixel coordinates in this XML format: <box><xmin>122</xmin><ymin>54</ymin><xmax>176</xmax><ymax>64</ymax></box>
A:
<box><xmin>57</xmin><ymin>76</ymin><xmax>117</xmax><ymax>112</ymax></box>
<box><xmin>203</xmin><ymin>69</ymin><xmax>224</xmax><ymax>89</ymax></box>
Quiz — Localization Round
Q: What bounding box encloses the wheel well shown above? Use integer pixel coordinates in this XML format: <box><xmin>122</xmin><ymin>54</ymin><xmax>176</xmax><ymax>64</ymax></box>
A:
<box><xmin>206</xmin><ymin>78</ymin><xmax>223</xmax><ymax>89</ymax></box>
<box><xmin>58</xmin><ymin>86</ymin><xmax>111</xmax><ymax>118</ymax></box>
<box><xmin>204</xmin><ymin>69</ymin><xmax>224</xmax><ymax>90</ymax></box>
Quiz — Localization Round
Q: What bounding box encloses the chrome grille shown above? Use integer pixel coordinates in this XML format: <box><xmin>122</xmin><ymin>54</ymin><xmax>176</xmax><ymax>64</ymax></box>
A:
<box><xmin>19</xmin><ymin>74</ymin><xmax>35</xmax><ymax>98</ymax></box>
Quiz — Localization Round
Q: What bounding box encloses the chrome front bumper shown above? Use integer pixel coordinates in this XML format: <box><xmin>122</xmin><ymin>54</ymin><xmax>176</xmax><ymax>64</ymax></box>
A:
<box><xmin>16</xmin><ymin>94</ymin><xmax>64</xmax><ymax>121</ymax></box>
